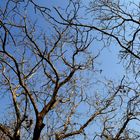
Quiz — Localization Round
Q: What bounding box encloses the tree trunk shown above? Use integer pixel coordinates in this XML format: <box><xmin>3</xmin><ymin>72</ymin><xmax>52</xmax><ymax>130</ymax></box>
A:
<box><xmin>14</xmin><ymin>135</ymin><xmax>20</xmax><ymax>140</ymax></box>
<box><xmin>33</xmin><ymin>117</ymin><xmax>45</xmax><ymax>140</ymax></box>
<box><xmin>13</xmin><ymin>129</ymin><xmax>20</xmax><ymax>140</ymax></box>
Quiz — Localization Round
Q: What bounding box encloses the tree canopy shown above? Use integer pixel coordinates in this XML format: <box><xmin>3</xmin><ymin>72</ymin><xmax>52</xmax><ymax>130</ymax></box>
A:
<box><xmin>0</xmin><ymin>0</ymin><xmax>140</xmax><ymax>140</ymax></box>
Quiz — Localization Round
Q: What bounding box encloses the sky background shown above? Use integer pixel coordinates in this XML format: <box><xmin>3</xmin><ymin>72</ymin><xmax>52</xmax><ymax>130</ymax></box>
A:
<box><xmin>1</xmin><ymin>0</ymin><xmax>138</xmax><ymax>139</ymax></box>
<box><xmin>0</xmin><ymin>0</ymin><xmax>125</xmax><ymax>126</ymax></box>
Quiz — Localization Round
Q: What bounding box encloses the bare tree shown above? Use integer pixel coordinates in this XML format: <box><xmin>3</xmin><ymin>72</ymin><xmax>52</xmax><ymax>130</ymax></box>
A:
<box><xmin>1</xmin><ymin>0</ymin><xmax>140</xmax><ymax>140</ymax></box>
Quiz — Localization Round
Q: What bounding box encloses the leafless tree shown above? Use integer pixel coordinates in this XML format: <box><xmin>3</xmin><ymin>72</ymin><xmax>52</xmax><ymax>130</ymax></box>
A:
<box><xmin>1</xmin><ymin>0</ymin><xmax>140</xmax><ymax>140</ymax></box>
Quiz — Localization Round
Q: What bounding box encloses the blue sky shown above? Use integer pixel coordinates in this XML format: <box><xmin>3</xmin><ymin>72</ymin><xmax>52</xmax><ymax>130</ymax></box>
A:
<box><xmin>1</xmin><ymin>0</ymin><xmax>139</xmax><ymax>139</ymax></box>
<box><xmin>0</xmin><ymin>0</ymin><xmax>124</xmax><ymax>126</ymax></box>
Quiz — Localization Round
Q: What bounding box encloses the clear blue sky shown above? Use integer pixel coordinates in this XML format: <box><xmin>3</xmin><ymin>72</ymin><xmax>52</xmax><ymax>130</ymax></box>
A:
<box><xmin>0</xmin><ymin>0</ymin><xmax>139</xmax><ymax>139</ymax></box>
